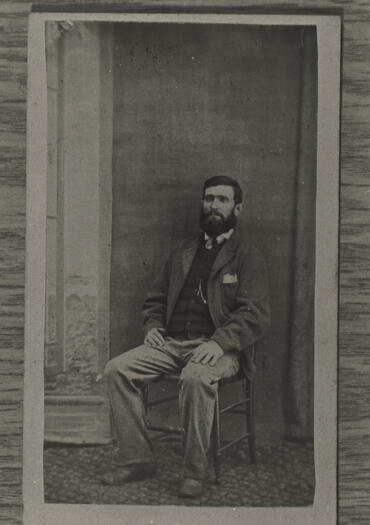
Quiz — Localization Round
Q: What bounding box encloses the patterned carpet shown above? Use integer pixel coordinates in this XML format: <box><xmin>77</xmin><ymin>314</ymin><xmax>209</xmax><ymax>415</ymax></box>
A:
<box><xmin>44</xmin><ymin>439</ymin><xmax>315</xmax><ymax>507</ymax></box>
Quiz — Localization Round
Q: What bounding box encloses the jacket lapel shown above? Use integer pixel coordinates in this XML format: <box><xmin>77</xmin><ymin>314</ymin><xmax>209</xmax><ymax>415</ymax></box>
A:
<box><xmin>210</xmin><ymin>228</ymin><xmax>241</xmax><ymax>277</ymax></box>
<box><xmin>181</xmin><ymin>237</ymin><xmax>199</xmax><ymax>277</ymax></box>
<box><xmin>166</xmin><ymin>237</ymin><xmax>199</xmax><ymax>325</ymax></box>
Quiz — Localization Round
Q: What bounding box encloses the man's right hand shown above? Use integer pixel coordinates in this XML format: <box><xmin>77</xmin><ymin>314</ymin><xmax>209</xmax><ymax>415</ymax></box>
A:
<box><xmin>144</xmin><ymin>327</ymin><xmax>166</xmax><ymax>348</ymax></box>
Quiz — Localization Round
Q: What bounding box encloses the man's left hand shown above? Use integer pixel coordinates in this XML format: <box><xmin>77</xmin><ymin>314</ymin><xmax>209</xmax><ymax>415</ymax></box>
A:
<box><xmin>191</xmin><ymin>341</ymin><xmax>224</xmax><ymax>366</ymax></box>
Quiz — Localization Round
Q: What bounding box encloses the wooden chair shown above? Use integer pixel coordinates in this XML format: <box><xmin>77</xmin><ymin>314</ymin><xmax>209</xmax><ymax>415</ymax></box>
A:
<box><xmin>142</xmin><ymin>345</ymin><xmax>256</xmax><ymax>483</ymax></box>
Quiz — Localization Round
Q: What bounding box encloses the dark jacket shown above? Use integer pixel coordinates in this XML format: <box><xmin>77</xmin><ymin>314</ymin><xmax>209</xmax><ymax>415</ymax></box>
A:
<box><xmin>142</xmin><ymin>228</ymin><xmax>270</xmax><ymax>379</ymax></box>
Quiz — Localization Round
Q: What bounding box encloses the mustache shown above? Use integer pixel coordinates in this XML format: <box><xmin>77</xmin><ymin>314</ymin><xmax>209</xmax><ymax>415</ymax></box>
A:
<box><xmin>204</xmin><ymin>210</ymin><xmax>223</xmax><ymax>217</ymax></box>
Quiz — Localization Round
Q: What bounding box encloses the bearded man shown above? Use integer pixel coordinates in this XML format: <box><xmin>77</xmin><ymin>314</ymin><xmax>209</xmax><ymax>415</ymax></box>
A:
<box><xmin>101</xmin><ymin>176</ymin><xmax>270</xmax><ymax>497</ymax></box>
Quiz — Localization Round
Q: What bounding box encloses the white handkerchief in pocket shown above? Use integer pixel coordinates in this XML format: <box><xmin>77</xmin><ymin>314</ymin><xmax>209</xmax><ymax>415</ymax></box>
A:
<box><xmin>222</xmin><ymin>273</ymin><xmax>238</xmax><ymax>284</ymax></box>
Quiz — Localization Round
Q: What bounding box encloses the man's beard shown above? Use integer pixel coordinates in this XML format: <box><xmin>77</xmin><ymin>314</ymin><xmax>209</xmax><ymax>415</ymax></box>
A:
<box><xmin>199</xmin><ymin>208</ymin><xmax>237</xmax><ymax>238</ymax></box>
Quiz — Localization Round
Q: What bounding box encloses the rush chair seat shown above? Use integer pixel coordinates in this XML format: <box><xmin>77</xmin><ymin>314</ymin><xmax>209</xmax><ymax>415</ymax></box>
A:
<box><xmin>142</xmin><ymin>345</ymin><xmax>256</xmax><ymax>484</ymax></box>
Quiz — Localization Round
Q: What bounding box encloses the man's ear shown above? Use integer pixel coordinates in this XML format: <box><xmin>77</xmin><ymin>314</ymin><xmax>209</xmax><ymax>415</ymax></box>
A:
<box><xmin>234</xmin><ymin>203</ymin><xmax>243</xmax><ymax>216</ymax></box>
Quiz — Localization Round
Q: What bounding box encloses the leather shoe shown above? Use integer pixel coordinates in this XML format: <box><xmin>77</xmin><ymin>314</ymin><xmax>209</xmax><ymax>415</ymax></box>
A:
<box><xmin>178</xmin><ymin>478</ymin><xmax>204</xmax><ymax>498</ymax></box>
<box><xmin>100</xmin><ymin>464</ymin><xmax>156</xmax><ymax>485</ymax></box>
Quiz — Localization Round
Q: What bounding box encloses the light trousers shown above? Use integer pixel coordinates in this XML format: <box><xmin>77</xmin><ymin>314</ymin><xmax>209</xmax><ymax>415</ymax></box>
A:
<box><xmin>104</xmin><ymin>337</ymin><xmax>240</xmax><ymax>480</ymax></box>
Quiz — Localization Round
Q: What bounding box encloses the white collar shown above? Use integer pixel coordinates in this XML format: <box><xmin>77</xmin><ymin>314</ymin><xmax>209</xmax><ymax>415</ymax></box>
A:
<box><xmin>204</xmin><ymin>229</ymin><xmax>234</xmax><ymax>249</ymax></box>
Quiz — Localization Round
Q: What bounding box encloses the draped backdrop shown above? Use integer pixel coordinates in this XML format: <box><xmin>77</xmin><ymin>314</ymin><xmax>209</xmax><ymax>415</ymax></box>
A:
<box><xmin>109</xmin><ymin>23</ymin><xmax>317</xmax><ymax>441</ymax></box>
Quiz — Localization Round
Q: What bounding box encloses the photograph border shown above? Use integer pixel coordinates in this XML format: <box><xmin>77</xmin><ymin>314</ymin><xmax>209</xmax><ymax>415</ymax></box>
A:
<box><xmin>24</xmin><ymin>11</ymin><xmax>341</xmax><ymax>525</ymax></box>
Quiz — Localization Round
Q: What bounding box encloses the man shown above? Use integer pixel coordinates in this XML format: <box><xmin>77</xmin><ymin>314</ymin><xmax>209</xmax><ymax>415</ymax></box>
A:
<box><xmin>102</xmin><ymin>176</ymin><xmax>270</xmax><ymax>497</ymax></box>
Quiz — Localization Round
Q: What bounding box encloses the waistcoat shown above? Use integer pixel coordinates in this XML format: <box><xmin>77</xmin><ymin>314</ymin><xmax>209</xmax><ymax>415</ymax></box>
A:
<box><xmin>167</xmin><ymin>239</ymin><xmax>223</xmax><ymax>338</ymax></box>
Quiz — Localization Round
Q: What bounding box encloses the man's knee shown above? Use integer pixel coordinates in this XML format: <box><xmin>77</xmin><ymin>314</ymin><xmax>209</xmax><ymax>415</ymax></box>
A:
<box><xmin>103</xmin><ymin>347</ymin><xmax>144</xmax><ymax>383</ymax></box>
<box><xmin>103</xmin><ymin>354</ymin><xmax>130</xmax><ymax>382</ymax></box>
<box><xmin>180</xmin><ymin>362</ymin><xmax>215</xmax><ymax>391</ymax></box>
<box><xmin>103</xmin><ymin>357</ymin><xmax>118</xmax><ymax>381</ymax></box>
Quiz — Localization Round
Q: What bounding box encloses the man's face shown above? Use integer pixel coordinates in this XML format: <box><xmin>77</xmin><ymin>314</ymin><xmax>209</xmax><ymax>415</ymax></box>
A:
<box><xmin>200</xmin><ymin>185</ymin><xmax>242</xmax><ymax>237</ymax></box>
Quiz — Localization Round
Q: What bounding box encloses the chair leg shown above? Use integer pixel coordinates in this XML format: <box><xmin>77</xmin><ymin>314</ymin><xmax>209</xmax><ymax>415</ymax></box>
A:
<box><xmin>109</xmin><ymin>404</ymin><xmax>116</xmax><ymax>444</ymax></box>
<box><xmin>212</xmin><ymin>389</ymin><xmax>221</xmax><ymax>484</ymax></box>
<box><xmin>142</xmin><ymin>384</ymin><xmax>149</xmax><ymax>425</ymax></box>
<box><xmin>246</xmin><ymin>379</ymin><xmax>256</xmax><ymax>463</ymax></box>
<box><xmin>108</xmin><ymin>402</ymin><xmax>119</xmax><ymax>464</ymax></box>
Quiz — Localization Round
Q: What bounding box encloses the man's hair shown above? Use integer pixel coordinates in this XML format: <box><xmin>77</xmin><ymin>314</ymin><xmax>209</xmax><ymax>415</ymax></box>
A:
<box><xmin>202</xmin><ymin>176</ymin><xmax>243</xmax><ymax>205</ymax></box>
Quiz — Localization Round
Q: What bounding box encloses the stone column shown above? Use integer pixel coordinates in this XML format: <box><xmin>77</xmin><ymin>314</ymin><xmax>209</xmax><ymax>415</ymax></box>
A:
<box><xmin>44</xmin><ymin>22</ymin><xmax>113</xmax><ymax>443</ymax></box>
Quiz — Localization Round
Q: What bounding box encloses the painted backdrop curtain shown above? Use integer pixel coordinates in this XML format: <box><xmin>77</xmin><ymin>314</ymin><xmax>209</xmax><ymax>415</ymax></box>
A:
<box><xmin>286</xmin><ymin>29</ymin><xmax>317</xmax><ymax>439</ymax></box>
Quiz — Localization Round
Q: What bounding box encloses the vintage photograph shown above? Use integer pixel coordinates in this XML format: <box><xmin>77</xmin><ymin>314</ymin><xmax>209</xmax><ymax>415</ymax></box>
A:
<box><xmin>23</xmin><ymin>11</ymin><xmax>340</xmax><ymax>524</ymax></box>
<box><xmin>41</xmin><ymin>18</ymin><xmax>317</xmax><ymax>507</ymax></box>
